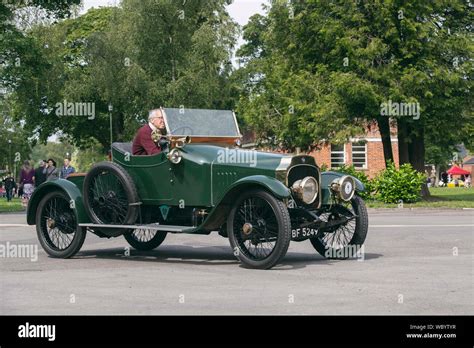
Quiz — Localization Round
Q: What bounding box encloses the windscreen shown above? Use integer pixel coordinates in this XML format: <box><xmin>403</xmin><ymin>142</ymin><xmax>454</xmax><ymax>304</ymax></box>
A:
<box><xmin>163</xmin><ymin>108</ymin><xmax>240</xmax><ymax>137</ymax></box>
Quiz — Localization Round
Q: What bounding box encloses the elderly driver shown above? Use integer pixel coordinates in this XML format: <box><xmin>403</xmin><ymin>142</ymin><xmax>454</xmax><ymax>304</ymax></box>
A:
<box><xmin>132</xmin><ymin>109</ymin><xmax>167</xmax><ymax>155</ymax></box>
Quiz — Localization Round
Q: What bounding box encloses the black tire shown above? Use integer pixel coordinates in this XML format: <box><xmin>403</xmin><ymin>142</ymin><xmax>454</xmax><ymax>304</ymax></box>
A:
<box><xmin>310</xmin><ymin>195</ymin><xmax>368</xmax><ymax>259</ymax></box>
<box><xmin>36</xmin><ymin>191</ymin><xmax>87</xmax><ymax>258</ymax></box>
<box><xmin>227</xmin><ymin>189</ymin><xmax>291</xmax><ymax>269</ymax></box>
<box><xmin>83</xmin><ymin>161</ymin><xmax>139</xmax><ymax>226</ymax></box>
<box><xmin>124</xmin><ymin>229</ymin><xmax>167</xmax><ymax>251</ymax></box>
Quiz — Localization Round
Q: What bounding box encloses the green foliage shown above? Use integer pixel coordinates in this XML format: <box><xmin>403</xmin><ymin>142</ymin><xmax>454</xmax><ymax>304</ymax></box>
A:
<box><xmin>29</xmin><ymin>141</ymin><xmax>75</xmax><ymax>166</ymax></box>
<box><xmin>236</xmin><ymin>0</ymin><xmax>473</xmax><ymax>165</ymax></box>
<box><xmin>425</xmin><ymin>141</ymin><xmax>459</xmax><ymax>167</ymax></box>
<box><xmin>0</xmin><ymin>112</ymin><xmax>32</xmax><ymax>172</ymax></box>
<box><xmin>4</xmin><ymin>0</ymin><xmax>239</xmax><ymax>152</ymax></box>
<box><xmin>28</xmin><ymin>140</ymin><xmax>107</xmax><ymax>172</ymax></box>
<box><xmin>333</xmin><ymin>164</ymin><xmax>374</xmax><ymax>200</ymax></box>
<box><xmin>72</xmin><ymin>140</ymin><xmax>108</xmax><ymax>172</ymax></box>
<box><xmin>7</xmin><ymin>0</ymin><xmax>81</xmax><ymax>18</ymax></box>
<box><xmin>0</xmin><ymin>0</ymin><xmax>80</xmax><ymax>93</ymax></box>
<box><xmin>374</xmin><ymin>161</ymin><xmax>425</xmax><ymax>203</ymax></box>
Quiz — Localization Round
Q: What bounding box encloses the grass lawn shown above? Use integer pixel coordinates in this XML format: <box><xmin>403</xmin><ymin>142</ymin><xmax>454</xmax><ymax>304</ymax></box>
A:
<box><xmin>0</xmin><ymin>197</ymin><xmax>25</xmax><ymax>213</ymax></box>
<box><xmin>366</xmin><ymin>187</ymin><xmax>474</xmax><ymax>209</ymax></box>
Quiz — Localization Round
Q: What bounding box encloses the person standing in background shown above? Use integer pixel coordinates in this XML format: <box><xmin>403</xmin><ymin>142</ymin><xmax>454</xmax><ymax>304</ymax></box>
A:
<box><xmin>43</xmin><ymin>158</ymin><xmax>59</xmax><ymax>181</ymax></box>
<box><xmin>3</xmin><ymin>173</ymin><xmax>16</xmax><ymax>202</ymax></box>
<box><xmin>60</xmin><ymin>158</ymin><xmax>76</xmax><ymax>179</ymax></box>
<box><xmin>430</xmin><ymin>169</ymin><xmax>436</xmax><ymax>187</ymax></box>
<box><xmin>34</xmin><ymin>159</ymin><xmax>47</xmax><ymax>187</ymax></box>
<box><xmin>441</xmin><ymin>171</ymin><xmax>448</xmax><ymax>185</ymax></box>
<box><xmin>465</xmin><ymin>175</ymin><xmax>471</xmax><ymax>188</ymax></box>
<box><xmin>19</xmin><ymin>160</ymin><xmax>35</xmax><ymax>207</ymax></box>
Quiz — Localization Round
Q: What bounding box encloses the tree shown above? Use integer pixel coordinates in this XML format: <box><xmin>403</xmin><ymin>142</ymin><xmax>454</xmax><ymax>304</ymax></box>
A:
<box><xmin>1</xmin><ymin>0</ymin><xmax>81</xmax><ymax>92</ymax></box>
<box><xmin>29</xmin><ymin>141</ymin><xmax>75</xmax><ymax>166</ymax></box>
<box><xmin>29</xmin><ymin>139</ymin><xmax>106</xmax><ymax>172</ymax></box>
<box><xmin>236</xmin><ymin>0</ymin><xmax>473</xmax><ymax>175</ymax></box>
<box><xmin>4</xmin><ymin>0</ymin><xmax>239</xmax><ymax>152</ymax></box>
<box><xmin>0</xmin><ymin>0</ymin><xmax>83</xmax><ymax>166</ymax></box>
<box><xmin>4</xmin><ymin>7</ymin><xmax>118</xmax><ymax>150</ymax></box>
<box><xmin>0</xmin><ymin>111</ymin><xmax>31</xmax><ymax>174</ymax></box>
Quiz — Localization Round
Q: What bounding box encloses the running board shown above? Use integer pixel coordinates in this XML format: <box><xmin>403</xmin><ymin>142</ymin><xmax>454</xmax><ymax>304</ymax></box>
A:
<box><xmin>78</xmin><ymin>223</ymin><xmax>196</xmax><ymax>233</ymax></box>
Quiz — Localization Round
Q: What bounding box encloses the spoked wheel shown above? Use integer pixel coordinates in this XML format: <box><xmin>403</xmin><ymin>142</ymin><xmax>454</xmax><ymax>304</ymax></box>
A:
<box><xmin>310</xmin><ymin>195</ymin><xmax>368</xmax><ymax>259</ymax></box>
<box><xmin>83</xmin><ymin>162</ymin><xmax>139</xmax><ymax>228</ymax></box>
<box><xmin>36</xmin><ymin>191</ymin><xmax>86</xmax><ymax>258</ymax></box>
<box><xmin>124</xmin><ymin>228</ymin><xmax>167</xmax><ymax>251</ymax></box>
<box><xmin>227</xmin><ymin>189</ymin><xmax>291</xmax><ymax>269</ymax></box>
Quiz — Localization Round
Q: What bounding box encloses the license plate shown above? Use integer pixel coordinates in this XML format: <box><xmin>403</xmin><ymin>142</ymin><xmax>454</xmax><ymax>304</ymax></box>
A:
<box><xmin>291</xmin><ymin>227</ymin><xmax>318</xmax><ymax>239</ymax></box>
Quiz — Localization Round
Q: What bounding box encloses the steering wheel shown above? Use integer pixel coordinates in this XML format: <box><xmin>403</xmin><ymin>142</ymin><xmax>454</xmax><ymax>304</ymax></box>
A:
<box><xmin>170</xmin><ymin>126</ymin><xmax>194</xmax><ymax>135</ymax></box>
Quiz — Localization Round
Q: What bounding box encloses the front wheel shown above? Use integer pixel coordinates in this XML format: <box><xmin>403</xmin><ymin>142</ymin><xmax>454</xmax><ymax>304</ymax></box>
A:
<box><xmin>36</xmin><ymin>191</ymin><xmax>87</xmax><ymax>258</ymax></box>
<box><xmin>310</xmin><ymin>195</ymin><xmax>368</xmax><ymax>259</ymax></box>
<box><xmin>227</xmin><ymin>189</ymin><xmax>291</xmax><ymax>269</ymax></box>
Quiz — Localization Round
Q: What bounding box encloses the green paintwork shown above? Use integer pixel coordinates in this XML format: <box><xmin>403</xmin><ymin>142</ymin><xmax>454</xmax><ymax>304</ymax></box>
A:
<box><xmin>112</xmin><ymin>144</ymin><xmax>291</xmax><ymax>207</ymax></box>
<box><xmin>221</xmin><ymin>175</ymin><xmax>290</xmax><ymax>200</ymax></box>
<box><xmin>66</xmin><ymin>175</ymin><xmax>85</xmax><ymax>189</ymax></box>
<box><xmin>27</xmin><ymin>107</ymin><xmax>367</xmax><ymax>234</ymax></box>
<box><xmin>27</xmin><ymin>140</ymin><xmax>365</xmax><ymax>231</ymax></box>
<box><xmin>26</xmin><ymin>179</ymin><xmax>89</xmax><ymax>225</ymax></box>
<box><xmin>320</xmin><ymin>171</ymin><xmax>365</xmax><ymax>205</ymax></box>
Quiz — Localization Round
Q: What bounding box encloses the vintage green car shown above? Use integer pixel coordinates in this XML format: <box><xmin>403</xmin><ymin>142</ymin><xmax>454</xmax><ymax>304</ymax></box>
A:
<box><xmin>27</xmin><ymin>108</ymin><xmax>368</xmax><ymax>269</ymax></box>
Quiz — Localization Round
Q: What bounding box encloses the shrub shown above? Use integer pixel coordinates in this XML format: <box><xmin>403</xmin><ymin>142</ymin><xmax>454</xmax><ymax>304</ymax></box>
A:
<box><xmin>333</xmin><ymin>164</ymin><xmax>375</xmax><ymax>199</ymax></box>
<box><xmin>374</xmin><ymin>161</ymin><xmax>425</xmax><ymax>203</ymax></box>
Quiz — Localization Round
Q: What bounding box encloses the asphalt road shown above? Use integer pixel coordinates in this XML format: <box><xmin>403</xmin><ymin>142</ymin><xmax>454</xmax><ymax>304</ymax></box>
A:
<box><xmin>0</xmin><ymin>209</ymin><xmax>472</xmax><ymax>315</ymax></box>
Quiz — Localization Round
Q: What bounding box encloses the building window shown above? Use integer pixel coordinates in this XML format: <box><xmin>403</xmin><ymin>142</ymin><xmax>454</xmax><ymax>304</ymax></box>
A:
<box><xmin>352</xmin><ymin>141</ymin><xmax>367</xmax><ymax>169</ymax></box>
<box><xmin>330</xmin><ymin>144</ymin><xmax>345</xmax><ymax>168</ymax></box>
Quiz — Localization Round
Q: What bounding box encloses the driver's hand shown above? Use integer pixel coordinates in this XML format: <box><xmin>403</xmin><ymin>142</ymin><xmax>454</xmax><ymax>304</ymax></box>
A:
<box><xmin>158</xmin><ymin>136</ymin><xmax>169</xmax><ymax>151</ymax></box>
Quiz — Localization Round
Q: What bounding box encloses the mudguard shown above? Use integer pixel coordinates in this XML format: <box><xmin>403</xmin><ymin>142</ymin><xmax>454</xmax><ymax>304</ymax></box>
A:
<box><xmin>320</xmin><ymin>171</ymin><xmax>365</xmax><ymax>205</ymax></box>
<box><xmin>202</xmin><ymin>175</ymin><xmax>291</xmax><ymax>231</ymax></box>
<box><xmin>26</xmin><ymin>179</ymin><xmax>89</xmax><ymax>225</ymax></box>
<box><xmin>225</xmin><ymin>175</ymin><xmax>291</xmax><ymax>200</ymax></box>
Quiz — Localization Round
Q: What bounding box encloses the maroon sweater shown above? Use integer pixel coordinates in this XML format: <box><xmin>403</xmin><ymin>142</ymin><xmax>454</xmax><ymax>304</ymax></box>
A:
<box><xmin>132</xmin><ymin>124</ymin><xmax>161</xmax><ymax>156</ymax></box>
<box><xmin>20</xmin><ymin>168</ymin><xmax>35</xmax><ymax>185</ymax></box>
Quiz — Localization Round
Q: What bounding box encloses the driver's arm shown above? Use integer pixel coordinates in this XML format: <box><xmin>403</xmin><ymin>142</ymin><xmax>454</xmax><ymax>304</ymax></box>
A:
<box><xmin>142</xmin><ymin>131</ymin><xmax>161</xmax><ymax>155</ymax></box>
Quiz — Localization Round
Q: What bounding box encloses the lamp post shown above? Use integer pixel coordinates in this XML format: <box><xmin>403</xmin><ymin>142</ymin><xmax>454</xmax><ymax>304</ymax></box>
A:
<box><xmin>8</xmin><ymin>139</ymin><xmax>11</xmax><ymax>172</ymax></box>
<box><xmin>108</xmin><ymin>103</ymin><xmax>113</xmax><ymax>148</ymax></box>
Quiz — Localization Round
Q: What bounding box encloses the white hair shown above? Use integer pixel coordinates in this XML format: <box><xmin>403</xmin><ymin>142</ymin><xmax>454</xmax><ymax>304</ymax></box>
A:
<box><xmin>148</xmin><ymin>108</ymin><xmax>162</xmax><ymax>121</ymax></box>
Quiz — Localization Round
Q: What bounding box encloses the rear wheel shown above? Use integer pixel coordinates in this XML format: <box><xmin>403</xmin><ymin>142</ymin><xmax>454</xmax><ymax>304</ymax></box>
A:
<box><xmin>310</xmin><ymin>195</ymin><xmax>368</xmax><ymax>259</ymax></box>
<box><xmin>83</xmin><ymin>161</ymin><xmax>139</xmax><ymax>232</ymax></box>
<box><xmin>227</xmin><ymin>189</ymin><xmax>291</xmax><ymax>269</ymax></box>
<box><xmin>124</xmin><ymin>229</ymin><xmax>167</xmax><ymax>251</ymax></box>
<box><xmin>36</xmin><ymin>191</ymin><xmax>86</xmax><ymax>258</ymax></box>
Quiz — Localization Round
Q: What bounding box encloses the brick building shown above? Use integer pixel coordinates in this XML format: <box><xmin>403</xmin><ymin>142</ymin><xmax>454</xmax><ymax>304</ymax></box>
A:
<box><xmin>243</xmin><ymin>123</ymin><xmax>399</xmax><ymax>179</ymax></box>
<box><xmin>309</xmin><ymin>125</ymin><xmax>399</xmax><ymax>178</ymax></box>
<box><xmin>461</xmin><ymin>156</ymin><xmax>474</xmax><ymax>178</ymax></box>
